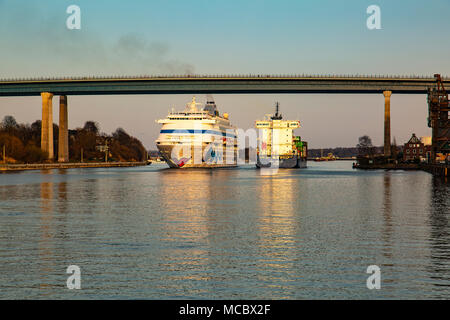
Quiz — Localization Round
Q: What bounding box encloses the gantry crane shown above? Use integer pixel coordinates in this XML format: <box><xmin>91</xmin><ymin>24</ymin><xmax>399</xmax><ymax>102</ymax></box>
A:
<box><xmin>427</xmin><ymin>74</ymin><xmax>450</xmax><ymax>163</ymax></box>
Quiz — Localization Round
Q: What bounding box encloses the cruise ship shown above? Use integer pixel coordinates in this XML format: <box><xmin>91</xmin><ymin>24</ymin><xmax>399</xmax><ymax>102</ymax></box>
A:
<box><xmin>255</xmin><ymin>102</ymin><xmax>308</xmax><ymax>168</ymax></box>
<box><xmin>156</xmin><ymin>97</ymin><xmax>237</xmax><ymax>168</ymax></box>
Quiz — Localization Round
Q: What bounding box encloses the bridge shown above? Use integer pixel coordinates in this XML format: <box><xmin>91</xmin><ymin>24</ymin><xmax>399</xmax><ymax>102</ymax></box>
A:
<box><xmin>0</xmin><ymin>75</ymin><xmax>449</xmax><ymax>96</ymax></box>
<box><xmin>0</xmin><ymin>74</ymin><xmax>448</xmax><ymax>163</ymax></box>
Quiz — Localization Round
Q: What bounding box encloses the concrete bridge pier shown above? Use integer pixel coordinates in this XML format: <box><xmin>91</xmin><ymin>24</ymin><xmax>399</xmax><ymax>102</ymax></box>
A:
<box><xmin>383</xmin><ymin>90</ymin><xmax>392</xmax><ymax>157</ymax></box>
<box><xmin>41</xmin><ymin>93</ymin><xmax>69</xmax><ymax>161</ymax></box>
<box><xmin>58</xmin><ymin>95</ymin><xmax>69</xmax><ymax>162</ymax></box>
<box><xmin>41</xmin><ymin>92</ymin><xmax>54</xmax><ymax>160</ymax></box>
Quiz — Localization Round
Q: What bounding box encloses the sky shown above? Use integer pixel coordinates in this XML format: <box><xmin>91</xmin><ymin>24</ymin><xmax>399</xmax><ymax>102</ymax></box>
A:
<box><xmin>1</xmin><ymin>0</ymin><xmax>449</xmax><ymax>149</ymax></box>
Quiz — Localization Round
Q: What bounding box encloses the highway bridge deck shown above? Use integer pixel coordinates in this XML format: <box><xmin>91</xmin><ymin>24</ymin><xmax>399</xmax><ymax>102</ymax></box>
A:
<box><xmin>1</xmin><ymin>75</ymin><xmax>449</xmax><ymax>96</ymax></box>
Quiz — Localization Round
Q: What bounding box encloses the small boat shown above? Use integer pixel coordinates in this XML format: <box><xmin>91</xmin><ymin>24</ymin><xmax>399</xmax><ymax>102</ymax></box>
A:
<box><xmin>314</xmin><ymin>153</ymin><xmax>337</xmax><ymax>162</ymax></box>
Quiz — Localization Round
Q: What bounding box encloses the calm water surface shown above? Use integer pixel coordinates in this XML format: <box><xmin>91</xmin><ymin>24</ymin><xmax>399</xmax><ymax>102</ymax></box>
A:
<box><xmin>0</xmin><ymin>161</ymin><xmax>449</xmax><ymax>299</ymax></box>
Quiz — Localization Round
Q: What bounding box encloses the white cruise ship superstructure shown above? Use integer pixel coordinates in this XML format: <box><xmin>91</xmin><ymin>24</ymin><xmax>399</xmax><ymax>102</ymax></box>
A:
<box><xmin>156</xmin><ymin>97</ymin><xmax>237</xmax><ymax>168</ymax></box>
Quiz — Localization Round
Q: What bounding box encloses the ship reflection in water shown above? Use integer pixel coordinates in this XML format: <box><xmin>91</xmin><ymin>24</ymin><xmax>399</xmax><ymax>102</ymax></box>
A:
<box><xmin>0</xmin><ymin>161</ymin><xmax>449</xmax><ymax>299</ymax></box>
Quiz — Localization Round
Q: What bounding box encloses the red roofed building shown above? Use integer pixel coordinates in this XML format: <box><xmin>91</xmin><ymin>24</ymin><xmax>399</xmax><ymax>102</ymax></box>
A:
<box><xmin>403</xmin><ymin>133</ymin><xmax>431</xmax><ymax>162</ymax></box>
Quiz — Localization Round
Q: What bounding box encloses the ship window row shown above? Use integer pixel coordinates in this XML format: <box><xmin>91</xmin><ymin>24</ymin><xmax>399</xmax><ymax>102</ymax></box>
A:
<box><xmin>170</xmin><ymin>113</ymin><xmax>206</xmax><ymax>116</ymax></box>
<box><xmin>168</xmin><ymin>117</ymin><xmax>205</xmax><ymax>120</ymax></box>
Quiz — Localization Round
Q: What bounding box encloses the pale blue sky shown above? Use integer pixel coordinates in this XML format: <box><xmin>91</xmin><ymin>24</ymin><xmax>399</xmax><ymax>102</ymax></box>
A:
<box><xmin>0</xmin><ymin>0</ymin><xmax>449</xmax><ymax>148</ymax></box>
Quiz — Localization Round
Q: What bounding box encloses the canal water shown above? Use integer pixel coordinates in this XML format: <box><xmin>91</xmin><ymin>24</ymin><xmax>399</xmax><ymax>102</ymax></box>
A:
<box><xmin>0</xmin><ymin>161</ymin><xmax>448</xmax><ymax>299</ymax></box>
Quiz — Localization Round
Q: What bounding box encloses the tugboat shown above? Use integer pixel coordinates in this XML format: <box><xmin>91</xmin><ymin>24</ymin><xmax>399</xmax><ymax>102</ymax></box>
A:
<box><xmin>255</xmin><ymin>102</ymin><xmax>307</xmax><ymax>168</ymax></box>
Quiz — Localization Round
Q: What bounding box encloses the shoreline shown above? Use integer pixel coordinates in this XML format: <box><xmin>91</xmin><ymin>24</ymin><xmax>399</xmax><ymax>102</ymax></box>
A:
<box><xmin>307</xmin><ymin>158</ymin><xmax>356</xmax><ymax>161</ymax></box>
<box><xmin>353</xmin><ymin>163</ymin><xmax>420</xmax><ymax>170</ymax></box>
<box><xmin>353</xmin><ymin>162</ymin><xmax>449</xmax><ymax>177</ymax></box>
<box><xmin>0</xmin><ymin>161</ymin><xmax>148</xmax><ymax>172</ymax></box>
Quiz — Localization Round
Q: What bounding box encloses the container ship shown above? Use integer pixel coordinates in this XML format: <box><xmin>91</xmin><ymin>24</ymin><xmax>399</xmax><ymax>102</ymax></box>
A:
<box><xmin>156</xmin><ymin>96</ymin><xmax>237</xmax><ymax>168</ymax></box>
<box><xmin>255</xmin><ymin>103</ymin><xmax>307</xmax><ymax>168</ymax></box>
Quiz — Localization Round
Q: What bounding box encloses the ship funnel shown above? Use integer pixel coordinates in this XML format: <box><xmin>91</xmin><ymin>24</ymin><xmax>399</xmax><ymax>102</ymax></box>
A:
<box><xmin>203</xmin><ymin>95</ymin><xmax>218</xmax><ymax>116</ymax></box>
<box><xmin>206</xmin><ymin>94</ymin><xmax>215</xmax><ymax>104</ymax></box>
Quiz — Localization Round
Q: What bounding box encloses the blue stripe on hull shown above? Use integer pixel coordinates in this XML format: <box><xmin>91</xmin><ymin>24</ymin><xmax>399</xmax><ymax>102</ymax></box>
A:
<box><xmin>160</xmin><ymin>129</ymin><xmax>236</xmax><ymax>138</ymax></box>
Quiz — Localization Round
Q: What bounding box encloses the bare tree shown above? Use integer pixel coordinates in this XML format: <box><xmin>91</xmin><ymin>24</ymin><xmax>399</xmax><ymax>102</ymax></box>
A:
<box><xmin>357</xmin><ymin>135</ymin><xmax>374</xmax><ymax>156</ymax></box>
<box><xmin>1</xmin><ymin>115</ymin><xmax>18</xmax><ymax>131</ymax></box>
<box><xmin>83</xmin><ymin>121</ymin><xmax>100</xmax><ymax>134</ymax></box>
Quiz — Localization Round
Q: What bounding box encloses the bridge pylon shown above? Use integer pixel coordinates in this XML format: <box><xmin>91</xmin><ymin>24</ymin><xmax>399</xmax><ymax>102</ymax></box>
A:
<box><xmin>58</xmin><ymin>95</ymin><xmax>69</xmax><ymax>162</ymax></box>
<box><xmin>383</xmin><ymin>90</ymin><xmax>392</xmax><ymax>157</ymax></box>
<box><xmin>41</xmin><ymin>92</ymin><xmax>54</xmax><ymax>160</ymax></box>
<box><xmin>40</xmin><ymin>93</ymin><xmax>69</xmax><ymax>161</ymax></box>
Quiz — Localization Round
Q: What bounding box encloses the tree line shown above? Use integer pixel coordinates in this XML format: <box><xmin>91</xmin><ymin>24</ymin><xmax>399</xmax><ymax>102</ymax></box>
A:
<box><xmin>308</xmin><ymin>135</ymin><xmax>403</xmax><ymax>159</ymax></box>
<box><xmin>0</xmin><ymin>116</ymin><xmax>146</xmax><ymax>163</ymax></box>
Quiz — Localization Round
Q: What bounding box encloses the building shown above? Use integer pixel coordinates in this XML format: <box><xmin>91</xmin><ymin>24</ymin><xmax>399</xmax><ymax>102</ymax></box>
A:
<box><xmin>403</xmin><ymin>133</ymin><xmax>431</xmax><ymax>162</ymax></box>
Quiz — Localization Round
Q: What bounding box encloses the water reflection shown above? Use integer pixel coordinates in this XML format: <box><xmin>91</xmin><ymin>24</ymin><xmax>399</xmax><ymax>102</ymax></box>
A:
<box><xmin>155</xmin><ymin>170</ymin><xmax>214</xmax><ymax>292</ymax></box>
<box><xmin>382</xmin><ymin>172</ymin><xmax>393</xmax><ymax>260</ymax></box>
<box><xmin>257</xmin><ymin>173</ymin><xmax>298</xmax><ymax>248</ymax></box>
<box><xmin>255</xmin><ymin>172</ymin><xmax>299</xmax><ymax>297</ymax></box>
<box><xmin>428</xmin><ymin>176</ymin><xmax>450</xmax><ymax>293</ymax></box>
<box><xmin>38</xmin><ymin>170</ymin><xmax>54</xmax><ymax>295</ymax></box>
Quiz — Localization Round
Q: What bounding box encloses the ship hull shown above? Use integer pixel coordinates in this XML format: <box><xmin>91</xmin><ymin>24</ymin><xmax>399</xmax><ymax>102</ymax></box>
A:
<box><xmin>256</xmin><ymin>154</ymin><xmax>307</xmax><ymax>169</ymax></box>
<box><xmin>157</xmin><ymin>143</ymin><xmax>237</xmax><ymax>169</ymax></box>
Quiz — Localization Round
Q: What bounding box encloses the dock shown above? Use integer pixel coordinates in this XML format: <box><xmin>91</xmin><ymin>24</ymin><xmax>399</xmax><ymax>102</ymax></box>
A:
<box><xmin>353</xmin><ymin>163</ymin><xmax>420</xmax><ymax>170</ymax></box>
<box><xmin>419</xmin><ymin>163</ymin><xmax>449</xmax><ymax>177</ymax></box>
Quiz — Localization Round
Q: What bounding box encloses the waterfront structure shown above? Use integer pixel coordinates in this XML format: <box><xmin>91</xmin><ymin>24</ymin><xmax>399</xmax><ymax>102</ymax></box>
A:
<box><xmin>427</xmin><ymin>74</ymin><xmax>450</xmax><ymax>163</ymax></box>
<box><xmin>156</xmin><ymin>97</ymin><xmax>237</xmax><ymax>168</ymax></box>
<box><xmin>403</xmin><ymin>133</ymin><xmax>431</xmax><ymax>162</ymax></box>
<box><xmin>255</xmin><ymin>103</ymin><xmax>307</xmax><ymax>168</ymax></box>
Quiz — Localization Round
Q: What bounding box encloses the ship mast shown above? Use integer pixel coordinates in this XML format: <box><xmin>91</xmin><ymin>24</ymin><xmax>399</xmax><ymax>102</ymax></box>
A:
<box><xmin>271</xmin><ymin>102</ymin><xmax>283</xmax><ymax>120</ymax></box>
<box><xmin>187</xmin><ymin>96</ymin><xmax>201</xmax><ymax>112</ymax></box>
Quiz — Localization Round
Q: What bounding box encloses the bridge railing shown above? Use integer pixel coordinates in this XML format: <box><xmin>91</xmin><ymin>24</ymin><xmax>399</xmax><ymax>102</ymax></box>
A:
<box><xmin>0</xmin><ymin>74</ymin><xmax>448</xmax><ymax>82</ymax></box>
